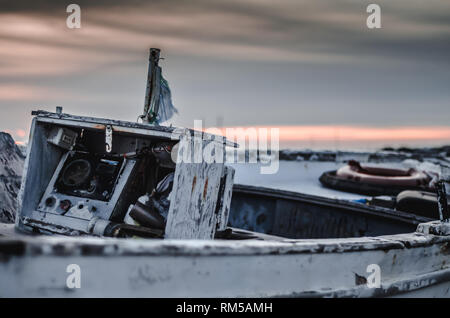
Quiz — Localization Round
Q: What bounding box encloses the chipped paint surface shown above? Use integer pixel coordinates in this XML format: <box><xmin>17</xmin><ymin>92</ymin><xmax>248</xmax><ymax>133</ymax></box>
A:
<box><xmin>1</xmin><ymin>227</ymin><xmax>450</xmax><ymax>257</ymax></box>
<box><xmin>417</xmin><ymin>221</ymin><xmax>450</xmax><ymax>236</ymax></box>
<box><xmin>1</xmin><ymin>222</ymin><xmax>450</xmax><ymax>297</ymax></box>
<box><xmin>217</xmin><ymin>166</ymin><xmax>235</xmax><ymax>231</ymax></box>
<box><xmin>165</xmin><ymin>136</ymin><xmax>225</xmax><ymax>239</ymax></box>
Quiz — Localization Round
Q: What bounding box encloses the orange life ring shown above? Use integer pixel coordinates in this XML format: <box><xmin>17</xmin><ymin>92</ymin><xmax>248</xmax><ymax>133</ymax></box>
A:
<box><xmin>336</xmin><ymin>160</ymin><xmax>431</xmax><ymax>187</ymax></box>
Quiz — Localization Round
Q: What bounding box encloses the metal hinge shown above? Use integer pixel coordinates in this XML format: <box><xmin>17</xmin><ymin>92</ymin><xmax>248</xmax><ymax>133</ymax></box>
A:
<box><xmin>105</xmin><ymin>125</ymin><xmax>113</xmax><ymax>153</ymax></box>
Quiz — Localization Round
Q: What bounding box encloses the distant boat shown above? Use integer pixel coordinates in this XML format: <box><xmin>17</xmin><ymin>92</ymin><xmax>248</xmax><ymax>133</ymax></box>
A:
<box><xmin>319</xmin><ymin>160</ymin><xmax>437</xmax><ymax>196</ymax></box>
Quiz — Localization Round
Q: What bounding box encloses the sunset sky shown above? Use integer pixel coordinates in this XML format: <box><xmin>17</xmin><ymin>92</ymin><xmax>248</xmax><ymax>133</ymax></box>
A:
<box><xmin>1</xmin><ymin>0</ymin><xmax>449</xmax><ymax>149</ymax></box>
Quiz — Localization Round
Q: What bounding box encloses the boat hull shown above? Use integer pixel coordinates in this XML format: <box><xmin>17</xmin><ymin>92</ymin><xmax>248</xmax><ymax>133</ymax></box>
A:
<box><xmin>1</xmin><ymin>226</ymin><xmax>450</xmax><ymax>298</ymax></box>
<box><xmin>229</xmin><ymin>184</ymin><xmax>429</xmax><ymax>239</ymax></box>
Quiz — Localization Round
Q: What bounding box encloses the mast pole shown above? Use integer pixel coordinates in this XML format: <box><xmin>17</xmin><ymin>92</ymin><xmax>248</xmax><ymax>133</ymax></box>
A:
<box><xmin>142</xmin><ymin>48</ymin><xmax>161</xmax><ymax>124</ymax></box>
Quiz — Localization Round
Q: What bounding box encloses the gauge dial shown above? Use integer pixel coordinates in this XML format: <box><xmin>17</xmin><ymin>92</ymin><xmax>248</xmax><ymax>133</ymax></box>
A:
<box><xmin>61</xmin><ymin>159</ymin><xmax>92</xmax><ymax>187</ymax></box>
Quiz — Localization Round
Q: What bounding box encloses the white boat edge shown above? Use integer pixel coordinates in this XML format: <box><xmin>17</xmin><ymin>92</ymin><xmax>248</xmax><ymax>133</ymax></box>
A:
<box><xmin>1</xmin><ymin>220</ymin><xmax>450</xmax><ymax>298</ymax></box>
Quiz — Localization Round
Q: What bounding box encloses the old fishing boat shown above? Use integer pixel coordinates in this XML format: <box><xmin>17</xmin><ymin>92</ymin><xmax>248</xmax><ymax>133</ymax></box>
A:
<box><xmin>1</xmin><ymin>49</ymin><xmax>450</xmax><ymax>298</ymax></box>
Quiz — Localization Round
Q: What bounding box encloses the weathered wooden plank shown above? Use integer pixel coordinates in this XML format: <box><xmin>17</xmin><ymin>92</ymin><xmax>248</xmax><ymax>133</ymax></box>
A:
<box><xmin>216</xmin><ymin>166</ymin><xmax>235</xmax><ymax>231</ymax></box>
<box><xmin>165</xmin><ymin>135</ymin><xmax>224</xmax><ymax>239</ymax></box>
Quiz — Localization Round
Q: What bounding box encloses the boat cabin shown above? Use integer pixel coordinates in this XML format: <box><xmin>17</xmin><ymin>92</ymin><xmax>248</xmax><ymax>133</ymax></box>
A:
<box><xmin>17</xmin><ymin>109</ymin><xmax>235</xmax><ymax>239</ymax></box>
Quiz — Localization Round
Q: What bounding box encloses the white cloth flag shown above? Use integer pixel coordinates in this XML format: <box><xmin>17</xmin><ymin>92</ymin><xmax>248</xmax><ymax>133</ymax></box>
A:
<box><xmin>156</xmin><ymin>75</ymin><xmax>178</xmax><ymax>124</ymax></box>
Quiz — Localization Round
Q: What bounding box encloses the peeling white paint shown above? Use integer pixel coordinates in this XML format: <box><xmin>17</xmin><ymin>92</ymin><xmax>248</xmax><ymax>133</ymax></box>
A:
<box><xmin>1</xmin><ymin>221</ymin><xmax>450</xmax><ymax>297</ymax></box>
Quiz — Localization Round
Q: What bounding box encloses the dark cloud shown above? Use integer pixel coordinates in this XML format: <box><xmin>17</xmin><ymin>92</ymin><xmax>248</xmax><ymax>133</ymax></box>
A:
<box><xmin>0</xmin><ymin>0</ymin><xmax>148</xmax><ymax>12</ymax></box>
<box><xmin>0</xmin><ymin>0</ymin><xmax>449</xmax><ymax>146</ymax></box>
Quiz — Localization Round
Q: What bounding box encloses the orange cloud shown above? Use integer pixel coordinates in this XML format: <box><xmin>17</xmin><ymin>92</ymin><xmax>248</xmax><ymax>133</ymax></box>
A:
<box><xmin>15</xmin><ymin>129</ymin><xmax>26</xmax><ymax>138</ymax></box>
<box><xmin>214</xmin><ymin>125</ymin><xmax>450</xmax><ymax>142</ymax></box>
